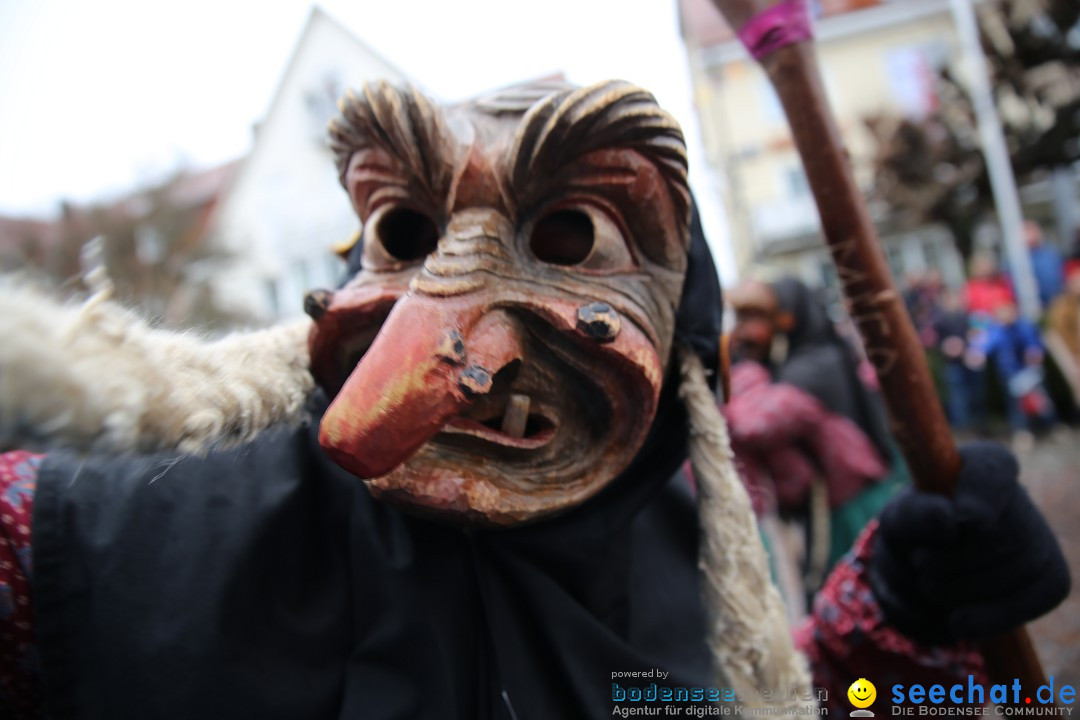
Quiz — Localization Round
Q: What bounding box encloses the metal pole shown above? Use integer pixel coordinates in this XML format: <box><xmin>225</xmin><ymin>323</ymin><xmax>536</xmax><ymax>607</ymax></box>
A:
<box><xmin>949</xmin><ymin>0</ymin><xmax>1041</xmax><ymax>319</ymax></box>
<box><xmin>1050</xmin><ymin>166</ymin><xmax>1077</xmax><ymax>249</ymax></box>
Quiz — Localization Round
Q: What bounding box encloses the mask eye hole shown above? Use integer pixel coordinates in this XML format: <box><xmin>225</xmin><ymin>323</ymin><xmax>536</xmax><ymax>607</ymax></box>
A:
<box><xmin>372</xmin><ymin>207</ymin><xmax>439</xmax><ymax>263</ymax></box>
<box><xmin>529</xmin><ymin>209</ymin><xmax>594</xmax><ymax>265</ymax></box>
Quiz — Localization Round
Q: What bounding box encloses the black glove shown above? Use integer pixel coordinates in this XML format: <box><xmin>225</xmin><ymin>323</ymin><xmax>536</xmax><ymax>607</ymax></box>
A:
<box><xmin>868</xmin><ymin>441</ymin><xmax>1070</xmax><ymax>644</ymax></box>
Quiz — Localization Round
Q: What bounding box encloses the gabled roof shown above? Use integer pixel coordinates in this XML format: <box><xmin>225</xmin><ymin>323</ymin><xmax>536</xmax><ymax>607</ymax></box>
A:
<box><xmin>207</xmin><ymin>5</ymin><xmax>418</xmax><ymax>242</ymax></box>
<box><xmin>255</xmin><ymin>6</ymin><xmax>420</xmax><ymax>131</ymax></box>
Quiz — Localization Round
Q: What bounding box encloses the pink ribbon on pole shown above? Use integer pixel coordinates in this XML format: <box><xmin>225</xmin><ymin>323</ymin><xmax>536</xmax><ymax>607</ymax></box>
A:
<box><xmin>736</xmin><ymin>0</ymin><xmax>813</xmax><ymax>60</ymax></box>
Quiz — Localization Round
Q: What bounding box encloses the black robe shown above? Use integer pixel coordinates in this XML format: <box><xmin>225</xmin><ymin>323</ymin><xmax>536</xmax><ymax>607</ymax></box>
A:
<box><xmin>32</xmin><ymin>386</ymin><xmax>712</xmax><ymax>719</ymax></box>
<box><xmin>30</xmin><ymin>204</ymin><xmax>724</xmax><ymax>720</ymax></box>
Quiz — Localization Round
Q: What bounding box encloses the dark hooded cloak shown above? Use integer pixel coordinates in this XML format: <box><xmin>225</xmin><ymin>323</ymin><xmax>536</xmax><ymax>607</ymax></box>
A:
<box><xmin>31</xmin><ymin>209</ymin><xmax>724</xmax><ymax>719</ymax></box>
<box><xmin>770</xmin><ymin>277</ymin><xmax>892</xmax><ymax>463</ymax></box>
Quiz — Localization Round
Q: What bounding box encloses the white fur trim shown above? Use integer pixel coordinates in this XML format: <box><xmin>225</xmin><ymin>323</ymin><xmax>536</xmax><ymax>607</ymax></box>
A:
<box><xmin>0</xmin><ymin>283</ymin><xmax>314</xmax><ymax>454</ymax></box>
<box><xmin>679</xmin><ymin>346</ymin><xmax>815</xmax><ymax>711</ymax></box>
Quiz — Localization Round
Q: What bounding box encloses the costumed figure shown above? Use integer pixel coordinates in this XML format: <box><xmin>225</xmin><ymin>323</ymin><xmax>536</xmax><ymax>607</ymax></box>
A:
<box><xmin>0</xmin><ymin>80</ymin><xmax>1069</xmax><ymax>720</ymax></box>
<box><xmin>724</xmin><ymin>277</ymin><xmax>905</xmax><ymax>614</ymax></box>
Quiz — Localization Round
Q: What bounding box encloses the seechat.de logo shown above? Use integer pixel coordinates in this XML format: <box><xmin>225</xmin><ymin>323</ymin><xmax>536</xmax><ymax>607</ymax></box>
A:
<box><xmin>890</xmin><ymin>675</ymin><xmax>1077</xmax><ymax>716</ymax></box>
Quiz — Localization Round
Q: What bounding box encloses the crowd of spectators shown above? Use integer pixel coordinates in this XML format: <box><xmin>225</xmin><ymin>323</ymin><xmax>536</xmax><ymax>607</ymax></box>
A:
<box><xmin>902</xmin><ymin>221</ymin><xmax>1080</xmax><ymax>451</ymax></box>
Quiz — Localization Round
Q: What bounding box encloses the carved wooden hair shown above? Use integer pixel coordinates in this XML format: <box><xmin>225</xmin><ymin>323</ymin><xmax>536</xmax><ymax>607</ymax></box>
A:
<box><xmin>328</xmin><ymin>79</ymin><xmax>690</xmax><ymax>237</ymax></box>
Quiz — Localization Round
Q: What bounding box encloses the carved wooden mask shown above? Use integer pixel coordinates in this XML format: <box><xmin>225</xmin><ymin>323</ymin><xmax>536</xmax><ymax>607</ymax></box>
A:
<box><xmin>307</xmin><ymin>80</ymin><xmax>691</xmax><ymax>525</ymax></box>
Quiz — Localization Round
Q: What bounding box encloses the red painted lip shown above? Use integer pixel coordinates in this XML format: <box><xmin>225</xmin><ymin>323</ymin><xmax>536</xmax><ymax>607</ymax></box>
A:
<box><xmin>439</xmin><ymin>404</ymin><xmax>559</xmax><ymax>450</ymax></box>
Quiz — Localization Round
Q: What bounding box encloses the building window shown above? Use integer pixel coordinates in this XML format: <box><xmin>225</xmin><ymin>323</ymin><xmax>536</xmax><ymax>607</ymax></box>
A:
<box><xmin>884</xmin><ymin>46</ymin><xmax>941</xmax><ymax>118</ymax></box>
<box><xmin>305</xmin><ymin>69</ymin><xmax>344</xmax><ymax>146</ymax></box>
<box><xmin>923</xmin><ymin>238</ymin><xmax>942</xmax><ymax>272</ymax></box>
<box><xmin>886</xmin><ymin>242</ymin><xmax>905</xmax><ymax>278</ymax></box>
<box><xmin>326</xmin><ymin>254</ymin><xmax>344</xmax><ymax>287</ymax></box>
<box><xmin>265</xmin><ymin>278</ymin><xmax>281</xmax><ymax>317</ymax></box>
<box><xmin>784</xmin><ymin>166</ymin><xmax>811</xmax><ymax>199</ymax></box>
<box><xmin>292</xmin><ymin>258</ymin><xmax>311</xmax><ymax>295</ymax></box>
<box><xmin>758</xmin><ymin>80</ymin><xmax>786</xmax><ymax>126</ymax></box>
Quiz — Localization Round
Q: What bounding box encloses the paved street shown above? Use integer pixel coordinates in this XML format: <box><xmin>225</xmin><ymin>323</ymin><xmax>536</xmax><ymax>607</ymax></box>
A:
<box><xmin>1017</xmin><ymin>431</ymin><xmax>1080</xmax><ymax>681</ymax></box>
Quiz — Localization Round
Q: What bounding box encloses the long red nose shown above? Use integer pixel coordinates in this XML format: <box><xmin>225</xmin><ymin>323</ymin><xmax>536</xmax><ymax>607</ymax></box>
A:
<box><xmin>319</xmin><ymin>295</ymin><xmax>524</xmax><ymax>479</ymax></box>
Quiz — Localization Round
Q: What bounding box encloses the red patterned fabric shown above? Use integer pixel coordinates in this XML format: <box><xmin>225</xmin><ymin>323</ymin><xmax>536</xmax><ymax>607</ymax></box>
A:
<box><xmin>0</xmin><ymin>450</ymin><xmax>43</xmax><ymax>719</ymax></box>
<box><xmin>795</xmin><ymin>521</ymin><xmax>987</xmax><ymax>713</ymax></box>
<box><xmin>723</xmin><ymin>361</ymin><xmax>887</xmax><ymax>515</ymax></box>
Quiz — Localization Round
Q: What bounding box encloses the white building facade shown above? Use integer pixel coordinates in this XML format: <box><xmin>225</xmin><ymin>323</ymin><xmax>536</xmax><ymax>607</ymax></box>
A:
<box><xmin>680</xmin><ymin>0</ymin><xmax>969</xmax><ymax>289</ymax></box>
<box><xmin>210</xmin><ymin>7</ymin><xmax>411</xmax><ymax>321</ymax></box>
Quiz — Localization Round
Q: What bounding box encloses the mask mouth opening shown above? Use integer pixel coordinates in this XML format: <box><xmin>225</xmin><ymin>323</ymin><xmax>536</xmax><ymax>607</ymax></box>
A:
<box><xmin>421</xmin><ymin>310</ymin><xmax>619</xmax><ymax>487</ymax></box>
<box><xmin>436</xmin><ymin>359</ymin><xmax>560</xmax><ymax>450</ymax></box>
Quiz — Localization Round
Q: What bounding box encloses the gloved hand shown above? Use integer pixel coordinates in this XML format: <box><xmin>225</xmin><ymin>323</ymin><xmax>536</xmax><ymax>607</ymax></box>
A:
<box><xmin>867</xmin><ymin>441</ymin><xmax>1070</xmax><ymax>644</ymax></box>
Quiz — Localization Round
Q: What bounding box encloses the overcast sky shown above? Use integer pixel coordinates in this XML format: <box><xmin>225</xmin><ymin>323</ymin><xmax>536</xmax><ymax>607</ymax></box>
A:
<box><xmin>0</xmin><ymin>0</ymin><xmax>736</xmax><ymax>279</ymax></box>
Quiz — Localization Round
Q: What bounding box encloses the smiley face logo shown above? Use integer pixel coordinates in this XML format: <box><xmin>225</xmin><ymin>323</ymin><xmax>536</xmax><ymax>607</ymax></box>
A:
<box><xmin>848</xmin><ymin>678</ymin><xmax>877</xmax><ymax>709</ymax></box>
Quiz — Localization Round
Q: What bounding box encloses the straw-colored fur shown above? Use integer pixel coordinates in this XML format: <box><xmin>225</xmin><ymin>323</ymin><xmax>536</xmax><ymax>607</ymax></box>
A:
<box><xmin>679</xmin><ymin>345</ymin><xmax>814</xmax><ymax>711</ymax></box>
<box><xmin>0</xmin><ymin>282</ymin><xmax>313</xmax><ymax>454</ymax></box>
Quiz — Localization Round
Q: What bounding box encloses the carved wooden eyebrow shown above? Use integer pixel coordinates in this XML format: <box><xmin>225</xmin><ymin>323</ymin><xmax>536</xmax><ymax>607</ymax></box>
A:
<box><xmin>329</xmin><ymin>79</ymin><xmax>691</xmax><ymax>241</ymax></box>
<box><xmin>328</xmin><ymin>81</ymin><xmax>452</xmax><ymax>209</ymax></box>
<box><xmin>506</xmin><ymin>80</ymin><xmax>691</xmax><ymax>231</ymax></box>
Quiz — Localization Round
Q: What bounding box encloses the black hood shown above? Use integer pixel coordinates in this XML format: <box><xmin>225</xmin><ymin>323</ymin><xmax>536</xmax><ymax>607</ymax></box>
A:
<box><xmin>32</xmin><ymin>202</ymin><xmax>725</xmax><ymax>720</ymax></box>
<box><xmin>770</xmin><ymin>276</ymin><xmax>892</xmax><ymax>463</ymax></box>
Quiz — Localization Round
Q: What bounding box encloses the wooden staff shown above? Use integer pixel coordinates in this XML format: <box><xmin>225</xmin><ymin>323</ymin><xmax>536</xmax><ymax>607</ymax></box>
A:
<box><xmin>706</xmin><ymin>0</ymin><xmax>1047</xmax><ymax>693</ymax></box>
